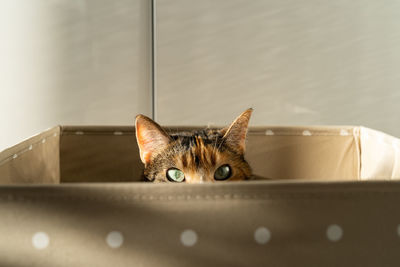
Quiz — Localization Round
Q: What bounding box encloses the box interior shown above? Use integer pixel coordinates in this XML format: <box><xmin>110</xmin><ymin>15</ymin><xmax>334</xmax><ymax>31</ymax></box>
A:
<box><xmin>0</xmin><ymin>125</ymin><xmax>399</xmax><ymax>184</ymax></box>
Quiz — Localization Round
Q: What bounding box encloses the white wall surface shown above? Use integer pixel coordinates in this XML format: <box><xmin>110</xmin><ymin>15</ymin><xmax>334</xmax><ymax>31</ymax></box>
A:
<box><xmin>0</xmin><ymin>0</ymin><xmax>152</xmax><ymax>151</ymax></box>
<box><xmin>156</xmin><ymin>0</ymin><xmax>400</xmax><ymax>136</ymax></box>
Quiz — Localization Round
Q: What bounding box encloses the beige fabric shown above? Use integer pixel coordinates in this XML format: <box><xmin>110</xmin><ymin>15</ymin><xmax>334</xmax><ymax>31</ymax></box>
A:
<box><xmin>1</xmin><ymin>125</ymin><xmax>400</xmax><ymax>183</ymax></box>
<box><xmin>60</xmin><ymin>126</ymin><xmax>143</xmax><ymax>183</ymax></box>
<box><xmin>0</xmin><ymin>125</ymin><xmax>400</xmax><ymax>266</ymax></box>
<box><xmin>359</xmin><ymin>127</ymin><xmax>400</xmax><ymax>180</ymax></box>
<box><xmin>0</xmin><ymin>181</ymin><xmax>400</xmax><ymax>266</ymax></box>
<box><xmin>246</xmin><ymin>126</ymin><xmax>360</xmax><ymax>180</ymax></box>
<box><xmin>59</xmin><ymin>125</ymin><xmax>362</xmax><ymax>182</ymax></box>
<box><xmin>0</xmin><ymin>126</ymin><xmax>60</xmax><ymax>184</ymax></box>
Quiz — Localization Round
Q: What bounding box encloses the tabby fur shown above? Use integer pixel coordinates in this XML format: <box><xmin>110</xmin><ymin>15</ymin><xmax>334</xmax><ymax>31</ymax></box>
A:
<box><xmin>135</xmin><ymin>109</ymin><xmax>253</xmax><ymax>183</ymax></box>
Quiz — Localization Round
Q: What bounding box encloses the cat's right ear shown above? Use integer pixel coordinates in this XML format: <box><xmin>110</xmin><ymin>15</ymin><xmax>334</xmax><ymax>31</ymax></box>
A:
<box><xmin>221</xmin><ymin>108</ymin><xmax>253</xmax><ymax>154</ymax></box>
<box><xmin>135</xmin><ymin>115</ymin><xmax>171</xmax><ymax>165</ymax></box>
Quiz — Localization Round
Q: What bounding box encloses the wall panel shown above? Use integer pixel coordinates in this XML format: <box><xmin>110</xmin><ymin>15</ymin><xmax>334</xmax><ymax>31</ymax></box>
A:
<box><xmin>156</xmin><ymin>0</ymin><xmax>400</xmax><ymax>137</ymax></box>
<box><xmin>0</xmin><ymin>0</ymin><xmax>152</xmax><ymax>150</ymax></box>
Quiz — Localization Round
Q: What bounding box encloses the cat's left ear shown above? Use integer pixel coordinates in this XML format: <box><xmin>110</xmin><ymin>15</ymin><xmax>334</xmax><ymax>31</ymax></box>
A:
<box><xmin>222</xmin><ymin>108</ymin><xmax>253</xmax><ymax>154</ymax></box>
<box><xmin>135</xmin><ymin>115</ymin><xmax>171</xmax><ymax>165</ymax></box>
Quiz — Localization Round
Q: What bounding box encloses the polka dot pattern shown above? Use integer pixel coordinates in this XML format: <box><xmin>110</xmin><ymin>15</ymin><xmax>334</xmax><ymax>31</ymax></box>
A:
<box><xmin>106</xmin><ymin>231</ymin><xmax>124</xmax><ymax>248</ymax></box>
<box><xmin>340</xmin><ymin>129</ymin><xmax>350</xmax><ymax>136</ymax></box>
<box><xmin>254</xmin><ymin>227</ymin><xmax>271</xmax><ymax>244</ymax></box>
<box><xmin>180</xmin><ymin>230</ymin><xmax>198</xmax><ymax>247</ymax></box>
<box><xmin>326</xmin><ymin>224</ymin><xmax>343</xmax><ymax>242</ymax></box>
<box><xmin>2</xmin><ymin>131</ymin><xmax>61</xmax><ymax>164</ymax></box>
<box><xmin>26</xmin><ymin>222</ymin><xmax>400</xmax><ymax>252</ymax></box>
<box><xmin>302</xmin><ymin>130</ymin><xmax>312</xmax><ymax>136</ymax></box>
<box><xmin>32</xmin><ymin>232</ymin><xmax>50</xmax><ymax>250</ymax></box>
<box><xmin>265</xmin><ymin>130</ymin><xmax>274</xmax><ymax>136</ymax></box>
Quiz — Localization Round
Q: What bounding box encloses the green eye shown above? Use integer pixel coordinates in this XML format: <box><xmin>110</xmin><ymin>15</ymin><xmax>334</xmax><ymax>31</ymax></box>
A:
<box><xmin>166</xmin><ymin>168</ymin><xmax>185</xmax><ymax>182</ymax></box>
<box><xmin>214</xmin><ymin>164</ymin><xmax>232</xmax><ymax>181</ymax></box>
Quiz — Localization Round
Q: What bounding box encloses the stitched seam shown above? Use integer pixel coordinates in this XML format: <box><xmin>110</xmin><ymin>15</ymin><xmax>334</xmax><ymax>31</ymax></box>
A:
<box><xmin>0</xmin><ymin>191</ymin><xmax>398</xmax><ymax>203</ymax></box>
<box><xmin>0</xmin><ymin>133</ymin><xmax>58</xmax><ymax>167</ymax></box>
<box><xmin>61</xmin><ymin>131</ymin><xmax>352</xmax><ymax>137</ymax></box>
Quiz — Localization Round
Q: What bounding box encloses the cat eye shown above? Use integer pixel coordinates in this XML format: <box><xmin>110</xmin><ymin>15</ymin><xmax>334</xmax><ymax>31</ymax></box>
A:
<box><xmin>214</xmin><ymin>164</ymin><xmax>232</xmax><ymax>181</ymax></box>
<box><xmin>166</xmin><ymin>168</ymin><xmax>185</xmax><ymax>182</ymax></box>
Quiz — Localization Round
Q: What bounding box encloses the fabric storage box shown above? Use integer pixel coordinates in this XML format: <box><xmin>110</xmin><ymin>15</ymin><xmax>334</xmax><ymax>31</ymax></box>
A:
<box><xmin>0</xmin><ymin>125</ymin><xmax>400</xmax><ymax>266</ymax></box>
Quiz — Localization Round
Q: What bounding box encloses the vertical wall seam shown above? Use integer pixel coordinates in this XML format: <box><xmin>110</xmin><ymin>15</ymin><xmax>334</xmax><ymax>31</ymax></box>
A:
<box><xmin>151</xmin><ymin>0</ymin><xmax>157</xmax><ymax>120</ymax></box>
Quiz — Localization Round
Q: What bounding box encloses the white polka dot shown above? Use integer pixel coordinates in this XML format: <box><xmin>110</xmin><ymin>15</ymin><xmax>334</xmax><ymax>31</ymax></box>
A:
<box><xmin>302</xmin><ymin>130</ymin><xmax>312</xmax><ymax>136</ymax></box>
<box><xmin>41</xmin><ymin>139</ymin><xmax>46</xmax><ymax>144</ymax></box>
<box><xmin>106</xmin><ymin>231</ymin><xmax>124</xmax><ymax>248</ymax></box>
<box><xmin>340</xmin><ymin>129</ymin><xmax>350</xmax><ymax>136</ymax></box>
<box><xmin>32</xmin><ymin>232</ymin><xmax>50</xmax><ymax>250</ymax></box>
<box><xmin>75</xmin><ymin>131</ymin><xmax>84</xmax><ymax>135</ymax></box>
<box><xmin>180</xmin><ymin>229</ymin><xmax>198</xmax><ymax>247</ymax></box>
<box><xmin>53</xmin><ymin>133</ymin><xmax>57</xmax><ymax>137</ymax></box>
<box><xmin>28</xmin><ymin>145</ymin><xmax>33</xmax><ymax>150</ymax></box>
<box><xmin>12</xmin><ymin>154</ymin><xmax>18</xmax><ymax>159</ymax></box>
<box><xmin>113</xmin><ymin>131</ymin><xmax>123</xmax><ymax>136</ymax></box>
<box><xmin>265</xmin><ymin>130</ymin><xmax>274</xmax><ymax>136</ymax></box>
<box><xmin>254</xmin><ymin>227</ymin><xmax>271</xmax><ymax>244</ymax></box>
<box><xmin>326</xmin><ymin>224</ymin><xmax>343</xmax><ymax>242</ymax></box>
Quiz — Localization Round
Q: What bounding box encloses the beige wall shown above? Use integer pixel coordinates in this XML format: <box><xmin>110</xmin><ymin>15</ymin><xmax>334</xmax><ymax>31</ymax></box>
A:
<box><xmin>156</xmin><ymin>0</ymin><xmax>400</xmax><ymax>137</ymax></box>
<box><xmin>0</xmin><ymin>0</ymin><xmax>152</xmax><ymax>151</ymax></box>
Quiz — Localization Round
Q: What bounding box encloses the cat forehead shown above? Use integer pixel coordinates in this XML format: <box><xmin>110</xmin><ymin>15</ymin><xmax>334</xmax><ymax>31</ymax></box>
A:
<box><xmin>170</xmin><ymin>128</ymin><xmax>223</xmax><ymax>139</ymax></box>
<box><xmin>172</xmin><ymin>143</ymin><xmax>218</xmax><ymax>169</ymax></box>
<box><xmin>170</xmin><ymin>129</ymin><xmax>224</xmax><ymax>149</ymax></box>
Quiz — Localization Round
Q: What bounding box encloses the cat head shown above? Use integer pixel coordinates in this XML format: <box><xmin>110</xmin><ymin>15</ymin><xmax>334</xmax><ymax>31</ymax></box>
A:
<box><xmin>135</xmin><ymin>109</ymin><xmax>253</xmax><ymax>183</ymax></box>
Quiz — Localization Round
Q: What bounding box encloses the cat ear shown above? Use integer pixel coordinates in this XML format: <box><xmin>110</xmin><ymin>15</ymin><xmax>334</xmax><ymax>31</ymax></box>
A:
<box><xmin>221</xmin><ymin>108</ymin><xmax>253</xmax><ymax>154</ymax></box>
<box><xmin>135</xmin><ymin>115</ymin><xmax>171</xmax><ymax>165</ymax></box>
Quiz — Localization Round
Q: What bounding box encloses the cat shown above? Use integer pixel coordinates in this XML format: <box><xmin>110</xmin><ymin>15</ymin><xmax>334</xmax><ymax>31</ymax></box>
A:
<box><xmin>135</xmin><ymin>108</ymin><xmax>253</xmax><ymax>183</ymax></box>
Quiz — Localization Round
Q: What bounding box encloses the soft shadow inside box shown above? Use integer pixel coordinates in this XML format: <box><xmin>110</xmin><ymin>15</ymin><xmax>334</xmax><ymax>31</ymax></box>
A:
<box><xmin>58</xmin><ymin>126</ymin><xmax>360</xmax><ymax>183</ymax></box>
<box><xmin>0</xmin><ymin>125</ymin><xmax>364</xmax><ymax>184</ymax></box>
<box><xmin>0</xmin><ymin>126</ymin><xmax>60</xmax><ymax>184</ymax></box>
<box><xmin>60</xmin><ymin>126</ymin><xmax>142</xmax><ymax>183</ymax></box>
